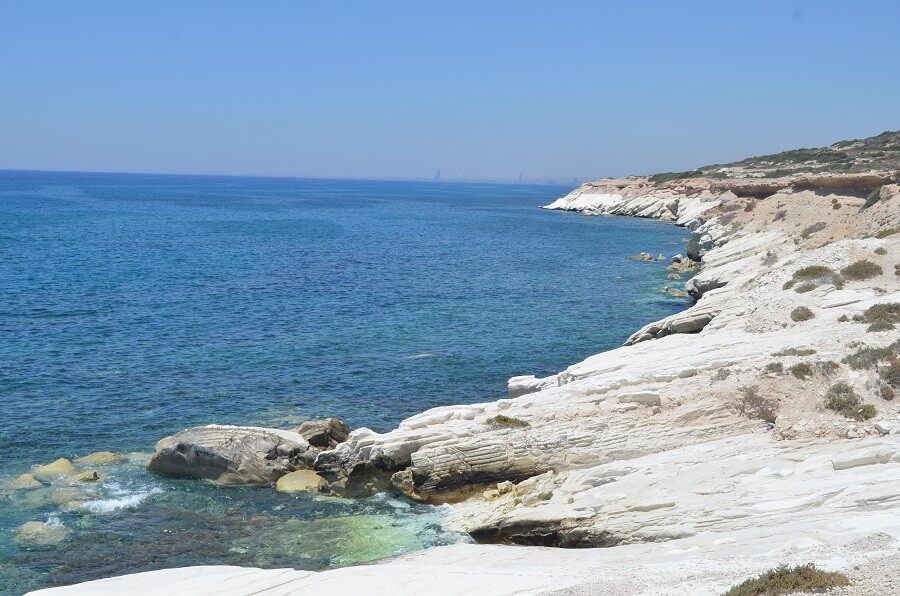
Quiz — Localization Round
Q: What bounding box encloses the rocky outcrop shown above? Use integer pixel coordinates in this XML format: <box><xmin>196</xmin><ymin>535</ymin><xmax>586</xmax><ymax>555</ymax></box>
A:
<box><xmin>294</xmin><ymin>417</ymin><xmax>350</xmax><ymax>449</ymax></box>
<box><xmin>147</xmin><ymin>425</ymin><xmax>316</xmax><ymax>485</ymax></box>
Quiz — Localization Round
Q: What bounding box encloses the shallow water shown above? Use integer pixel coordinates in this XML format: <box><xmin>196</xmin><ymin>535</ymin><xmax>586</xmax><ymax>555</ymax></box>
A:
<box><xmin>0</xmin><ymin>172</ymin><xmax>691</xmax><ymax>593</ymax></box>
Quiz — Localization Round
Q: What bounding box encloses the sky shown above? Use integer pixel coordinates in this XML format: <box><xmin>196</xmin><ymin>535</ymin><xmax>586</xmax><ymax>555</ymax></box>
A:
<box><xmin>1</xmin><ymin>1</ymin><xmax>898</xmax><ymax>182</ymax></box>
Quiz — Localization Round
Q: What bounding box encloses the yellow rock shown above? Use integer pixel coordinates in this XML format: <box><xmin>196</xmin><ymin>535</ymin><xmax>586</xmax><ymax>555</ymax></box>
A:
<box><xmin>75</xmin><ymin>451</ymin><xmax>125</xmax><ymax>465</ymax></box>
<box><xmin>275</xmin><ymin>470</ymin><xmax>329</xmax><ymax>494</ymax></box>
<box><xmin>16</xmin><ymin>520</ymin><xmax>71</xmax><ymax>546</ymax></box>
<box><xmin>4</xmin><ymin>474</ymin><xmax>43</xmax><ymax>490</ymax></box>
<box><xmin>32</xmin><ymin>458</ymin><xmax>75</xmax><ymax>478</ymax></box>
<box><xmin>70</xmin><ymin>471</ymin><xmax>103</xmax><ymax>483</ymax></box>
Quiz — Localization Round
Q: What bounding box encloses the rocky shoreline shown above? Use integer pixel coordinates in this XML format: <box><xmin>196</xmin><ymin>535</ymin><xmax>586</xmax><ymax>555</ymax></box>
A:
<box><xmin>28</xmin><ymin>171</ymin><xmax>900</xmax><ymax>594</ymax></box>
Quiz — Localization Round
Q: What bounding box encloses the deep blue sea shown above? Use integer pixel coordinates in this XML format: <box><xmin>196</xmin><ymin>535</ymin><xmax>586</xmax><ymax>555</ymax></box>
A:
<box><xmin>0</xmin><ymin>171</ymin><xmax>691</xmax><ymax>594</ymax></box>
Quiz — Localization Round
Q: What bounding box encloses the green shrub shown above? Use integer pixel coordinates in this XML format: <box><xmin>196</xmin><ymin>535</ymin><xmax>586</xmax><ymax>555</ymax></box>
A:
<box><xmin>874</xmin><ymin>247</ymin><xmax>887</xmax><ymax>256</ymax></box>
<box><xmin>800</xmin><ymin>222</ymin><xmax>827</xmax><ymax>239</ymax></box>
<box><xmin>841</xmin><ymin>259</ymin><xmax>883</xmax><ymax>280</ymax></box>
<box><xmin>880</xmin><ymin>360</ymin><xmax>900</xmax><ymax>388</ymax></box>
<box><xmin>881</xmin><ymin>385</ymin><xmax>896</xmax><ymax>400</ymax></box>
<box><xmin>486</xmin><ymin>414</ymin><xmax>530</xmax><ymax>428</ymax></box>
<box><xmin>832</xmin><ymin>202</ymin><xmax>841</xmax><ymax>210</ymax></box>
<box><xmin>825</xmin><ymin>382</ymin><xmax>876</xmax><ymax>421</ymax></box>
<box><xmin>764</xmin><ymin>362</ymin><xmax>783</xmax><ymax>374</ymax></box>
<box><xmin>789</xmin><ymin>362</ymin><xmax>813</xmax><ymax>379</ymax></box>
<box><xmin>859</xmin><ymin>303</ymin><xmax>900</xmax><ymax>325</ymax></box>
<box><xmin>795</xmin><ymin>282</ymin><xmax>816</xmax><ymax>294</ymax></box>
<box><xmin>842</xmin><ymin>341</ymin><xmax>900</xmax><ymax>370</ymax></box>
<box><xmin>874</xmin><ymin>227</ymin><xmax>900</xmax><ymax>238</ymax></box>
<box><xmin>863</xmin><ymin>186</ymin><xmax>882</xmax><ymax>209</ymax></box>
<box><xmin>814</xmin><ymin>361</ymin><xmax>839</xmax><ymax>376</ymax></box>
<box><xmin>723</xmin><ymin>563</ymin><xmax>849</xmax><ymax>596</ymax></box>
<box><xmin>773</xmin><ymin>347</ymin><xmax>816</xmax><ymax>357</ymax></box>
<box><xmin>790</xmin><ymin>306</ymin><xmax>814</xmax><ymax>322</ymax></box>
<box><xmin>868</xmin><ymin>321</ymin><xmax>896</xmax><ymax>332</ymax></box>
<box><xmin>648</xmin><ymin>170</ymin><xmax>703</xmax><ymax>184</ymax></box>
<box><xmin>782</xmin><ymin>280</ymin><xmax>795</xmax><ymax>290</ymax></box>
<box><xmin>793</xmin><ymin>265</ymin><xmax>834</xmax><ymax>279</ymax></box>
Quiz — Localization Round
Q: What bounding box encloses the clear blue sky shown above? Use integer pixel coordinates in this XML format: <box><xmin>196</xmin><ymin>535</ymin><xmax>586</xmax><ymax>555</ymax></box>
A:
<box><xmin>1</xmin><ymin>1</ymin><xmax>898</xmax><ymax>181</ymax></box>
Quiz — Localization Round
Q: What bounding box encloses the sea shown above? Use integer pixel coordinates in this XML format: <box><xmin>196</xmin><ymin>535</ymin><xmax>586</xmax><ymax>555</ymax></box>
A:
<box><xmin>0</xmin><ymin>171</ymin><xmax>692</xmax><ymax>594</ymax></box>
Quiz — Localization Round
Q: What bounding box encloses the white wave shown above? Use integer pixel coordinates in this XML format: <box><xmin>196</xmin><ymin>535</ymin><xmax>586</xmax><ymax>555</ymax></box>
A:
<box><xmin>82</xmin><ymin>488</ymin><xmax>162</xmax><ymax>513</ymax></box>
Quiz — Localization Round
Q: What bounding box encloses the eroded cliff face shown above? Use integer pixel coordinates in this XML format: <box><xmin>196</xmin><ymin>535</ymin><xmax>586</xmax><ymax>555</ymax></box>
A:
<box><xmin>308</xmin><ymin>174</ymin><xmax>900</xmax><ymax>548</ymax></box>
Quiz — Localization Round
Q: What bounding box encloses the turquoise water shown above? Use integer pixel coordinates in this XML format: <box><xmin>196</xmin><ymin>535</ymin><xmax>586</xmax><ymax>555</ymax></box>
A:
<box><xmin>0</xmin><ymin>171</ymin><xmax>691</xmax><ymax>593</ymax></box>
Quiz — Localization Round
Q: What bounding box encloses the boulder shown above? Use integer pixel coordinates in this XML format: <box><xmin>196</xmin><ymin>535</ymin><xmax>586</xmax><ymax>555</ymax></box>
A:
<box><xmin>147</xmin><ymin>425</ymin><xmax>315</xmax><ymax>485</ymax></box>
<box><xmin>294</xmin><ymin>418</ymin><xmax>350</xmax><ymax>450</ymax></box>
<box><xmin>629</xmin><ymin>252</ymin><xmax>655</xmax><ymax>262</ymax></box>
<box><xmin>275</xmin><ymin>470</ymin><xmax>329</xmax><ymax>493</ymax></box>
<box><xmin>32</xmin><ymin>458</ymin><xmax>75</xmax><ymax>479</ymax></box>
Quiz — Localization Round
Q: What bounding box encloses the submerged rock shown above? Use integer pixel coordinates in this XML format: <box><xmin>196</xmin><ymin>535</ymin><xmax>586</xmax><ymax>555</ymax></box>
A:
<box><xmin>4</xmin><ymin>474</ymin><xmax>43</xmax><ymax>490</ymax></box>
<box><xmin>294</xmin><ymin>418</ymin><xmax>350</xmax><ymax>450</ymax></box>
<box><xmin>147</xmin><ymin>425</ymin><xmax>316</xmax><ymax>485</ymax></box>
<box><xmin>16</xmin><ymin>520</ymin><xmax>71</xmax><ymax>547</ymax></box>
<box><xmin>70</xmin><ymin>471</ymin><xmax>103</xmax><ymax>483</ymax></box>
<box><xmin>75</xmin><ymin>451</ymin><xmax>125</xmax><ymax>466</ymax></box>
<box><xmin>275</xmin><ymin>470</ymin><xmax>329</xmax><ymax>493</ymax></box>
<box><xmin>629</xmin><ymin>252</ymin><xmax>655</xmax><ymax>262</ymax></box>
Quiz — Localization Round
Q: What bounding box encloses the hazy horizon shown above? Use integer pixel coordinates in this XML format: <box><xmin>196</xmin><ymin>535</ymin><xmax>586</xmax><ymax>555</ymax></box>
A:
<box><xmin>2</xmin><ymin>1</ymin><xmax>898</xmax><ymax>181</ymax></box>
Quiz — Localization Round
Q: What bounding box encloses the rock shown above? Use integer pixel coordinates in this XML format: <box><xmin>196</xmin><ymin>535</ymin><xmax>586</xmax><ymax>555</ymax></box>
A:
<box><xmin>275</xmin><ymin>470</ymin><xmax>329</xmax><ymax>494</ymax></box>
<box><xmin>618</xmin><ymin>391</ymin><xmax>662</xmax><ymax>406</ymax></box>
<box><xmin>629</xmin><ymin>252</ymin><xmax>655</xmax><ymax>262</ymax></box>
<box><xmin>671</xmin><ymin>254</ymin><xmax>685</xmax><ymax>263</ymax></box>
<box><xmin>668</xmin><ymin>273</ymin><xmax>682</xmax><ymax>280</ymax></box>
<box><xmin>847</xmin><ymin>427</ymin><xmax>860</xmax><ymax>439</ymax></box>
<box><xmin>4</xmin><ymin>474</ymin><xmax>43</xmax><ymax>490</ymax></box>
<box><xmin>16</xmin><ymin>520</ymin><xmax>71</xmax><ymax>547</ymax></box>
<box><xmin>657</xmin><ymin>254</ymin><xmax>666</xmax><ymax>261</ymax></box>
<box><xmin>71</xmin><ymin>471</ymin><xmax>102</xmax><ymax>483</ymax></box>
<box><xmin>75</xmin><ymin>451</ymin><xmax>125</xmax><ymax>465</ymax></box>
<box><xmin>147</xmin><ymin>425</ymin><xmax>316</xmax><ymax>485</ymax></box>
<box><xmin>32</xmin><ymin>458</ymin><xmax>75</xmax><ymax>479</ymax></box>
<box><xmin>294</xmin><ymin>418</ymin><xmax>350</xmax><ymax>450</ymax></box>
<box><xmin>875</xmin><ymin>421</ymin><xmax>894</xmax><ymax>435</ymax></box>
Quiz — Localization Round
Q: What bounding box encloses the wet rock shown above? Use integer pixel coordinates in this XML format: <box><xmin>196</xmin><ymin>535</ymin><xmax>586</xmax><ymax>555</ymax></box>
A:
<box><xmin>275</xmin><ymin>470</ymin><xmax>329</xmax><ymax>494</ymax></box>
<box><xmin>16</xmin><ymin>520</ymin><xmax>71</xmax><ymax>547</ymax></box>
<box><xmin>667</xmin><ymin>273</ymin><xmax>682</xmax><ymax>280</ymax></box>
<box><xmin>147</xmin><ymin>425</ymin><xmax>316</xmax><ymax>485</ymax></box>
<box><xmin>4</xmin><ymin>474</ymin><xmax>43</xmax><ymax>490</ymax></box>
<box><xmin>75</xmin><ymin>451</ymin><xmax>125</xmax><ymax>465</ymax></box>
<box><xmin>70</xmin><ymin>471</ymin><xmax>103</xmax><ymax>483</ymax></box>
<box><xmin>294</xmin><ymin>418</ymin><xmax>350</xmax><ymax>450</ymax></box>
<box><xmin>32</xmin><ymin>458</ymin><xmax>75</xmax><ymax>479</ymax></box>
<box><xmin>629</xmin><ymin>252</ymin><xmax>655</xmax><ymax>262</ymax></box>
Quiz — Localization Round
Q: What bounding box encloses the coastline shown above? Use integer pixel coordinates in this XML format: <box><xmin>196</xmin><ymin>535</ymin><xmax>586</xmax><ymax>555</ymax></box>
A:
<box><xmin>28</xmin><ymin>173</ymin><xmax>900</xmax><ymax>594</ymax></box>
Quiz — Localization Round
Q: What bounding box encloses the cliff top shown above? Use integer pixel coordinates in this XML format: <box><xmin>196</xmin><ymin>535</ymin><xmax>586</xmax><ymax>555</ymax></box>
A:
<box><xmin>648</xmin><ymin>129</ymin><xmax>900</xmax><ymax>182</ymax></box>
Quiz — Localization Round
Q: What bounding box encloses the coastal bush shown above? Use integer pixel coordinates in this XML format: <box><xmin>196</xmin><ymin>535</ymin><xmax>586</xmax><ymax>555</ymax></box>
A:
<box><xmin>773</xmin><ymin>347</ymin><xmax>816</xmax><ymax>357</ymax></box>
<box><xmin>790</xmin><ymin>306</ymin><xmax>814</xmax><ymax>322</ymax></box>
<box><xmin>896</xmin><ymin>263</ymin><xmax>900</xmax><ymax>276</ymax></box>
<box><xmin>714</xmin><ymin>368</ymin><xmax>732</xmax><ymax>381</ymax></box>
<box><xmin>486</xmin><ymin>414</ymin><xmax>530</xmax><ymax>428</ymax></box>
<box><xmin>855</xmin><ymin>303</ymin><xmax>900</xmax><ymax>326</ymax></box>
<box><xmin>793</xmin><ymin>265</ymin><xmax>833</xmax><ymax>279</ymax></box>
<box><xmin>862</xmin><ymin>186</ymin><xmax>882</xmax><ymax>209</ymax></box>
<box><xmin>868</xmin><ymin>321</ymin><xmax>896</xmax><ymax>332</ymax></box>
<box><xmin>773</xmin><ymin>209</ymin><xmax>787</xmax><ymax>222</ymax></box>
<box><xmin>764</xmin><ymin>362</ymin><xmax>783</xmax><ymax>374</ymax></box>
<box><xmin>874</xmin><ymin>247</ymin><xmax>887</xmax><ymax>256</ymax></box>
<box><xmin>723</xmin><ymin>563</ymin><xmax>849</xmax><ymax>596</ymax></box>
<box><xmin>825</xmin><ymin>382</ymin><xmax>876</xmax><ymax>421</ymax></box>
<box><xmin>814</xmin><ymin>361</ymin><xmax>839</xmax><ymax>376</ymax></box>
<box><xmin>648</xmin><ymin>170</ymin><xmax>703</xmax><ymax>184</ymax></box>
<box><xmin>882</xmin><ymin>385</ymin><xmax>896</xmax><ymax>400</ymax></box>
<box><xmin>841</xmin><ymin>259</ymin><xmax>882</xmax><ymax>280</ymax></box>
<box><xmin>794</xmin><ymin>282</ymin><xmax>816</xmax><ymax>294</ymax></box>
<box><xmin>800</xmin><ymin>222</ymin><xmax>827</xmax><ymax>239</ymax></box>
<box><xmin>789</xmin><ymin>362</ymin><xmax>813</xmax><ymax>380</ymax></box>
<box><xmin>841</xmin><ymin>341</ymin><xmax>899</xmax><ymax>370</ymax></box>
<box><xmin>880</xmin><ymin>359</ymin><xmax>900</xmax><ymax>388</ymax></box>
<box><xmin>782</xmin><ymin>280</ymin><xmax>795</xmax><ymax>290</ymax></box>
<box><xmin>832</xmin><ymin>202</ymin><xmax>841</xmax><ymax>209</ymax></box>
<box><xmin>874</xmin><ymin>227</ymin><xmax>900</xmax><ymax>239</ymax></box>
